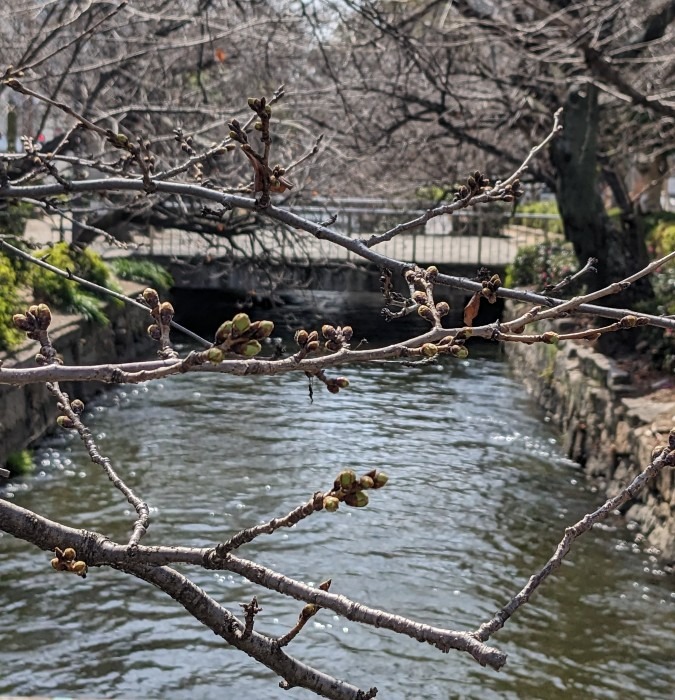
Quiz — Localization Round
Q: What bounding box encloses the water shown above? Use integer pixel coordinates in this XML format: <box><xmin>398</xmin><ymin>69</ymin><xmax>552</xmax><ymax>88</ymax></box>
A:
<box><xmin>1</xmin><ymin>349</ymin><xmax>673</xmax><ymax>699</ymax></box>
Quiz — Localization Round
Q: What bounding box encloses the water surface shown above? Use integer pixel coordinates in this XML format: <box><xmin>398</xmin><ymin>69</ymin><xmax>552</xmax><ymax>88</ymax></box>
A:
<box><xmin>1</xmin><ymin>349</ymin><xmax>673</xmax><ymax>699</ymax></box>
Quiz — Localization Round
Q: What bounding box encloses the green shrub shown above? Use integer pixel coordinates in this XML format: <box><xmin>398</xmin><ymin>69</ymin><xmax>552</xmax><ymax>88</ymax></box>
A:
<box><xmin>0</xmin><ymin>252</ymin><xmax>23</xmax><ymax>351</ymax></box>
<box><xmin>110</xmin><ymin>258</ymin><xmax>173</xmax><ymax>290</ymax></box>
<box><xmin>5</xmin><ymin>449</ymin><xmax>34</xmax><ymax>476</ymax></box>
<box><xmin>0</xmin><ymin>201</ymin><xmax>32</xmax><ymax>239</ymax></box>
<box><xmin>31</xmin><ymin>243</ymin><xmax>119</xmax><ymax>324</ymax></box>
<box><xmin>505</xmin><ymin>240</ymin><xmax>578</xmax><ymax>288</ymax></box>
<box><xmin>645</xmin><ymin>212</ymin><xmax>675</xmax><ymax>258</ymax></box>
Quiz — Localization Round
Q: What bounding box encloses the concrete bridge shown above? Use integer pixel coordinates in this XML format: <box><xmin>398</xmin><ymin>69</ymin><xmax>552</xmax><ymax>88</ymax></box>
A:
<box><xmin>24</xmin><ymin>198</ymin><xmax>561</xmax><ymax>297</ymax></box>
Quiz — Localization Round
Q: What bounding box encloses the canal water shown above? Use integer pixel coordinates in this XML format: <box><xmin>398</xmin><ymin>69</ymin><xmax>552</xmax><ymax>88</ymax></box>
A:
<box><xmin>0</xmin><ymin>340</ymin><xmax>673</xmax><ymax>699</ymax></box>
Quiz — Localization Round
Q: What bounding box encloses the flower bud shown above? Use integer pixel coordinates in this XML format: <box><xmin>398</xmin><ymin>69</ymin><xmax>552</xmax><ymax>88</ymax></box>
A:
<box><xmin>306</xmin><ymin>340</ymin><xmax>320</xmax><ymax>352</ymax></box>
<box><xmin>12</xmin><ymin>314</ymin><xmax>32</xmax><ymax>331</ymax></box>
<box><xmin>215</xmin><ymin>320</ymin><xmax>233</xmax><ymax>344</ymax></box>
<box><xmin>620</xmin><ymin>315</ymin><xmax>638</xmax><ymax>329</ymax></box>
<box><xmin>417</xmin><ymin>305</ymin><xmax>433</xmax><ymax>321</ymax></box>
<box><xmin>51</xmin><ymin>557</ymin><xmax>60</xmax><ymax>570</ymax></box>
<box><xmin>232</xmin><ymin>313</ymin><xmax>251</xmax><ymax>335</ymax></box>
<box><xmin>241</xmin><ymin>340</ymin><xmax>262</xmax><ymax>357</ymax></box>
<box><xmin>142</xmin><ymin>288</ymin><xmax>160</xmax><ymax>308</ymax></box>
<box><xmin>413</xmin><ymin>291</ymin><xmax>427</xmax><ymax>305</ymax></box>
<box><xmin>326</xmin><ymin>381</ymin><xmax>340</xmax><ymax>394</ymax></box>
<box><xmin>322</xmin><ymin>324</ymin><xmax>336</xmax><ymax>339</ymax></box>
<box><xmin>341</xmin><ymin>326</ymin><xmax>353</xmax><ymax>342</ymax></box>
<box><xmin>336</xmin><ymin>469</ymin><xmax>357</xmax><ymax>490</ymax></box>
<box><xmin>435</xmin><ymin>301</ymin><xmax>450</xmax><ymax>317</ymax></box>
<box><xmin>426</xmin><ymin>265</ymin><xmax>439</xmax><ymax>278</ymax></box>
<box><xmin>207</xmin><ymin>347</ymin><xmax>224</xmax><ymax>363</ymax></box>
<box><xmin>422</xmin><ymin>343</ymin><xmax>438</xmax><ymax>358</ymax></box>
<box><xmin>373</xmin><ymin>471</ymin><xmax>389</xmax><ymax>488</ymax></box>
<box><xmin>62</xmin><ymin>548</ymin><xmax>76</xmax><ymax>561</ymax></box>
<box><xmin>257</xmin><ymin>320</ymin><xmax>274</xmax><ymax>338</ymax></box>
<box><xmin>541</xmin><ymin>331</ymin><xmax>559</xmax><ymax>345</ymax></box>
<box><xmin>71</xmin><ymin>560</ymin><xmax>88</xmax><ymax>577</ymax></box>
<box><xmin>70</xmin><ymin>399</ymin><xmax>85</xmax><ymax>415</ymax></box>
<box><xmin>56</xmin><ymin>416</ymin><xmax>75</xmax><ymax>430</ymax></box>
<box><xmin>359</xmin><ymin>475</ymin><xmax>374</xmax><ymax>489</ymax></box>
<box><xmin>450</xmin><ymin>345</ymin><xmax>469</xmax><ymax>359</ymax></box>
<box><xmin>344</xmin><ymin>491</ymin><xmax>369</xmax><ymax>508</ymax></box>
<box><xmin>36</xmin><ymin>303</ymin><xmax>52</xmax><ymax>330</ymax></box>
<box><xmin>295</xmin><ymin>329</ymin><xmax>309</xmax><ymax>346</ymax></box>
<box><xmin>158</xmin><ymin>301</ymin><xmax>174</xmax><ymax>325</ymax></box>
<box><xmin>336</xmin><ymin>377</ymin><xmax>349</xmax><ymax>388</ymax></box>
<box><xmin>147</xmin><ymin>324</ymin><xmax>161</xmax><ymax>341</ymax></box>
<box><xmin>323</xmin><ymin>496</ymin><xmax>340</xmax><ymax>512</ymax></box>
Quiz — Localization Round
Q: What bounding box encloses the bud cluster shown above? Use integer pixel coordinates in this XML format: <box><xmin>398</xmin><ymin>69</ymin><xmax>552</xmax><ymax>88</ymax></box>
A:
<box><xmin>143</xmin><ymin>288</ymin><xmax>175</xmax><ymax>354</ymax></box>
<box><xmin>321</xmin><ymin>468</ymin><xmax>389</xmax><ymax>513</ymax></box>
<box><xmin>481</xmin><ymin>274</ymin><xmax>501</xmax><ymax>303</ymax></box>
<box><xmin>50</xmin><ymin>546</ymin><xmax>88</xmax><ymax>578</ymax></box>
<box><xmin>454</xmin><ymin>170</ymin><xmax>490</xmax><ymax>201</ymax></box>
<box><xmin>210</xmin><ymin>313</ymin><xmax>274</xmax><ymax>360</ymax></box>
<box><xmin>13</xmin><ymin>303</ymin><xmax>52</xmax><ymax>339</ymax></box>
<box><xmin>321</xmin><ymin>324</ymin><xmax>353</xmax><ymax>352</ymax></box>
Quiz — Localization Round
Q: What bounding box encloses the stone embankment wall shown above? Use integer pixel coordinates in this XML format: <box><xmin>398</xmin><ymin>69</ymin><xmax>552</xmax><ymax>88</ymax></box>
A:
<box><xmin>0</xmin><ymin>287</ymin><xmax>153</xmax><ymax>468</ymax></box>
<box><xmin>504</xmin><ymin>307</ymin><xmax>675</xmax><ymax>564</ymax></box>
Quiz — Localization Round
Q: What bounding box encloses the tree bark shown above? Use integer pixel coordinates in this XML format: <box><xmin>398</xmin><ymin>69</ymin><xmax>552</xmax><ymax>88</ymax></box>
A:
<box><xmin>550</xmin><ymin>84</ymin><xmax>653</xmax><ymax>308</ymax></box>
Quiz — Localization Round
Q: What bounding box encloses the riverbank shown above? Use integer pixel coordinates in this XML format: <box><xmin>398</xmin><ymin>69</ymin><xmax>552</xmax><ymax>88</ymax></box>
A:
<box><xmin>0</xmin><ymin>283</ymin><xmax>153</xmax><ymax>471</ymax></box>
<box><xmin>503</xmin><ymin>303</ymin><xmax>675</xmax><ymax>564</ymax></box>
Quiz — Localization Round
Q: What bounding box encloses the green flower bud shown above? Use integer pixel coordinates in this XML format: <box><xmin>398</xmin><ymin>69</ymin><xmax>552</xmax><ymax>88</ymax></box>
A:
<box><xmin>345</xmin><ymin>491</ymin><xmax>369</xmax><ymax>508</ymax></box>
<box><xmin>323</xmin><ymin>496</ymin><xmax>340</xmax><ymax>512</ymax></box>
<box><xmin>450</xmin><ymin>345</ymin><xmax>469</xmax><ymax>359</ymax></box>
<box><xmin>373</xmin><ymin>472</ymin><xmax>389</xmax><ymax>488</ymax></box>
<box><xmin>232</xmin><ymin>313</ymin><xmax>251</xmax><ymax>335</ymax></box>
<box><xmin>359</xmin><ymin>475</ymin><xmax>374</xmax><ymax>489</ymax></box>
<box><xmin>207</xmin><ymin>347</ymin><xmax>224</xmax><ymax>363</ymax></box>
<box><xmin>241</xmin><ymin>340</ymin><xmax>261</xmax><ymax>357</ymax></box>
<box><xmin>422</xmin><ymin>343</ymin><xmax>438</xmax><ymax>357</ymax></box>
<box><xmin>215</xmin><ymin>320</ymin><xmax>233</xmax><ymax>344</ymax></box>
<box><xmin>336</xmin><ymin>469</ymin><xmax>357</xmax><ymax>490</ymax></box>
<box><xmin>336</xmin><ymin>377</ymin><xmax>349</xmax><ymax>388</ymax></box>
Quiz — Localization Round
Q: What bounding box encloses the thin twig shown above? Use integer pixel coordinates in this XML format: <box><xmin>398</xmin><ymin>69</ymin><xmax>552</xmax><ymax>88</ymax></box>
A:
<box><xmin>0</xmin><ymin>238</ymin><xmax>210</xmax><ymax>347</ymax></box>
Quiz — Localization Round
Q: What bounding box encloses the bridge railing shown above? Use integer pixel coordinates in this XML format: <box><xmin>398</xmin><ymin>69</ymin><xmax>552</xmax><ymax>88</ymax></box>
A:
<box><xmin>25</xmin><ymin>199</ymin><xmax>563</xmax><ymax>268</ymax></box>
<box><xmin>129</xmin><ymin>207</ymin><xmax>563</xmax><ymax>268</ymax></box>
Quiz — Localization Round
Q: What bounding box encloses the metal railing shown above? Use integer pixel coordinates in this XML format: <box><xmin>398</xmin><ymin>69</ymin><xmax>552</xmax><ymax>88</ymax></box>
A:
<box><xmin>25</xmin><ymin>199</ymin><xmax>563</xmax><ymax>268</ymax></box>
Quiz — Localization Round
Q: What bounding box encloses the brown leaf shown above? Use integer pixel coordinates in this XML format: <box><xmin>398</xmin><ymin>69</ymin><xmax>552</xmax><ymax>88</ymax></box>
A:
<box><xmin>463</xmin><ymin>292</ymin><xmax>481</xmax><ymax>326</ymax></box>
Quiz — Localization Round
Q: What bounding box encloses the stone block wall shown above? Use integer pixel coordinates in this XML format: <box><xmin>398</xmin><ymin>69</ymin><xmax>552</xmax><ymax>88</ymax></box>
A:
<box><xmin>504</xmin><ymin>305</ymin><xmax>675</xmax><ymax>563</ymax></box>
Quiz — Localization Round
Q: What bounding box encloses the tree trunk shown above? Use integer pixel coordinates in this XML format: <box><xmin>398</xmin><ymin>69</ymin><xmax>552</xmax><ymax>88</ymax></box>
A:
<box><xmin>550</xmin><ymin>84</ymin><xmax>653</xmax><ymax>309</ymax></box>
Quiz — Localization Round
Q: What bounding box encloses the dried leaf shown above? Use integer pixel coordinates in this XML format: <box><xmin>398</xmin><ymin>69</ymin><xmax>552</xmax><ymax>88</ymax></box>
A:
<box><xmin>463</xmin><ymin>292</ymin><xmax>481</xmax><ymax>326</ymax></box>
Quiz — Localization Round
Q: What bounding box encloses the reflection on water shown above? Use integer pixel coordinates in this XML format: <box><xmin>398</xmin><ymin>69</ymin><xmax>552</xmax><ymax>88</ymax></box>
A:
<box><xmin>1</xmin><ymin>349</ymin><xmax>673</xmax><ymax>700</ymax></box>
